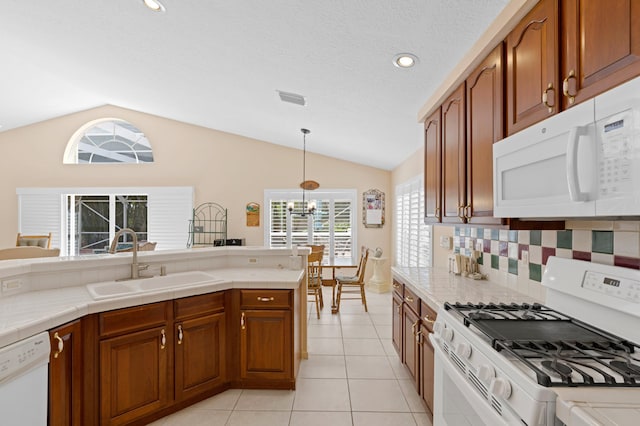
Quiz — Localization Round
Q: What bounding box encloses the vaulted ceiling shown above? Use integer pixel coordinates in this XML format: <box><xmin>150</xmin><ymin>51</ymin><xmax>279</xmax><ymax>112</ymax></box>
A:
<box><xmin>0</xmin><ymin>0</ymin><xmax>509</xmax><ymax>170</ymax></box>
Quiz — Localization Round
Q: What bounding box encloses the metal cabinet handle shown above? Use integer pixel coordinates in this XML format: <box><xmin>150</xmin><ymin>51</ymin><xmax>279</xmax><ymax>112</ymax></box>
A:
<box><xmin>458</xmin><ymin>205</ymin><xmax>465</xmax><ymax>219</ymax></box>
<box><xmin>177</xmin><ymin>325</ymin><xmax>183</xmax><ymax>345</ymax></box>
<box><xmin>416</xmin><ymin>330</ymin><xmax>423</xmax><ymax>343</ymax></box>
<box><xmin>392</xmin><ymin>282</ymin><xmax>400</xmax><ymax>289</ymax></box>
<box><xmin>563</xmin><ymin>69</ymin><xmax>577</xmax><ymax>104</ymax></box>
<box><xmin>397</xmin><ymin>305</ymin><xmax>401</xmax><ymax>315</ymax></box>
<box><xmin>434</xmin><ymin>207</ymin><xmax>441</xmax><ymax>218</ymax></box>
<box><xmin>160</xmin><ymin>329</ymin><xmax>166</xmax><ymax>350</ymax></box>
<box><xmin>257</xmin><ymin>296</ymin><xmax>275</xmax><ymax>302</ymax></box>
<box><xmin>53</xmin><ymin>332</ymin><xmax>64</xmax><ymax>359</ymax></box>
<box><xmin>424</xmin><ymin>315</ymin><xmax>436</xmax><ymax>324</ymax></box>
<box><xmin>412</xmin><ymin>320</ymin><xmax>419</xmax><ymax>335</ymax></box>
<box><xmin>542</xmin><ymin>83</ymin><xmax>555</xmax><ymax>113</ymax></box>
<box><xmin>405</xmin><ymin>296</ymin><xmax>414</xmax><ymax>303</ymax></box>
<box><xmin>464</xmin><ymin>205</ymin><xmax>472</xmax><ymax>219</ymax></box>
<box><xmin>241</xmin><ymin>312</ymin><xmax>246</xmax><ymax>330</ymax></box>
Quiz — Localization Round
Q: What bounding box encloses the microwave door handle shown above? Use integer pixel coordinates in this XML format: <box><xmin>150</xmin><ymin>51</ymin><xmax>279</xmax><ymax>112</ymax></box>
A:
<box><xmin>566</xmin><ymin>126</ymin><xmax>588</xmax><ymax>202</ymax></box>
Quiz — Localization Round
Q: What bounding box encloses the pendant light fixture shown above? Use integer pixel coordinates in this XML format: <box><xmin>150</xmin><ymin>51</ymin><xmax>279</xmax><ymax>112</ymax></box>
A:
<box><xmin>287</xmin><ymin>128</ymin><xmax>318</xmax><ymax>216</ymax></box>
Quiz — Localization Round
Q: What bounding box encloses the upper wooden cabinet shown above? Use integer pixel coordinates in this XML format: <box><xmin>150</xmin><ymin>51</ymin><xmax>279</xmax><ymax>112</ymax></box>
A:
<box><xmin>424</xmin><ymin>109</ymin><xmax>442</xmax><ymax>223</ymax></box>
<box><xmin>561</xmin><ymin>0</ymin><xmax>640</xmax><ymax>108</ymax></box>
<box><xmin>441</xmin><ymin>84</ymin><xmax>466</xmax><ymax>223</ymax></box>
<box><xmin>506</xmin><ymin>0</ymin><xmax>559</xmax><ymax>136</ymax></box>
<box><xmin>465</xmin><ymin>44</ymin><xmax>504</xmax><ymax>225</ymax></box>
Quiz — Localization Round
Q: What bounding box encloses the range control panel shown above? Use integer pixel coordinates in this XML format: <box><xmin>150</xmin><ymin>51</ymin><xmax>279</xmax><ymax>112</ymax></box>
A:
<box><xmin>582</xmin><ymin>270</ymin><xmax>640</xmax><ymax>303</ymax></box>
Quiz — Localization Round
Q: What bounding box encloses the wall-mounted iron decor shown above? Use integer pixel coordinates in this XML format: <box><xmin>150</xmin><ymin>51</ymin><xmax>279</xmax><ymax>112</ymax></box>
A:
<box><xmin>363</xmin><ymin>189</ymin><xmax>384</xmax><ymax>228</ymax></box>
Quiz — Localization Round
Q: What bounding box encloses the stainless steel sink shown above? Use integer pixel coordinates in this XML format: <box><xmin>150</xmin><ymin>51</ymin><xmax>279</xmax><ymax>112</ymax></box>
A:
<box><xmin>86</xmin><ymin>271</ymin><xmax>223</xmax><ymax>300</ymax></box>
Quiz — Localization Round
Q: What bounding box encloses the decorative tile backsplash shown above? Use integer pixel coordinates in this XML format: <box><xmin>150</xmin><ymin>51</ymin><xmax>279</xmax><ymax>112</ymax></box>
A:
<box><xmin>453</xmin><ymin>226</ymin><xmax>640</xmax><ymax>283</ymax></box>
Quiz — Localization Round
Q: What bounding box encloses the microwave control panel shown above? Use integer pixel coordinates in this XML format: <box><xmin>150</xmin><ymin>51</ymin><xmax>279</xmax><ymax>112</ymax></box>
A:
<box><xmin>597</xmin><ymin>109</ymin><xmax>637</xmax><ymax>197</ymax></box>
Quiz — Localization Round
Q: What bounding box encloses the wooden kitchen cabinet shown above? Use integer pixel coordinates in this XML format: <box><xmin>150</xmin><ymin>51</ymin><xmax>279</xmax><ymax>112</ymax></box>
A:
<box><xmin>238</xmin><ymin>289</ymin><xmax>294</xmax><ymax>387</ymax></box>
<box><xmin>465</xmin><ymin>44</ymin><xmax>504</xmax><ymax>225</ymax></box>
<box><xmin>506</xmin><ymin>0</ymin><xmax>559</xmax><ymax>135</ymax></box>
<box><xmin>424</xmin><ymin>108</ymin><xmax>442</xmax><ymax>223</ymax></box>
<box><xmin>392</xmin><ymin>280</ymin><xmax>403</xmax><ymax>354</ymax></box>
<box><xmin>561</xmin><ymin>0</ymin><xmax>640</xmax><ymax>109</ymax></box>
<box><xmin>401</xmin><ymin>286</ymin><xmax>421</xmax><ymax>389</ymax></box>
<box><xmin>99</xmin><ymin>302</ymin><xmax>171</xmax><ymax>425</ymax></box>
<box><xmin>441</xmin><ymin>84</ymin><xmax>466</xmax><ymax>223</ymax></box>
<box><xmin>49</xmin><ymin>319</ymin><xmax>83</xmax><ymax>426</ymax></box>
<box><xmin>418</xmin><ymin>302</ymin><xmax>437</xmax><ymax>416</ymax></box>
<box><xmin>174</xmin><ymin>292</ymin><xmax>226</xmax><ymax>402</ymax></box>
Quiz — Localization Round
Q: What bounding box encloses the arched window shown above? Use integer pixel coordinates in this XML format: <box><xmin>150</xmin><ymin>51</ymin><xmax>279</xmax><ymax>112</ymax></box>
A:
<box><xmin>63</xmin><ymin>118</ymin><xmax>154</xmax><ymax>164</ymax></box>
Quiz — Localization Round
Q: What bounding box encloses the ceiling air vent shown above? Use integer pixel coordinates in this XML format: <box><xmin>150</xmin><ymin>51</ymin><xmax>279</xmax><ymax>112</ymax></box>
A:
<box><xmin>277</xmin><ymin>90</ymin><xmax>306</xmax><ymax>106</ymax></box>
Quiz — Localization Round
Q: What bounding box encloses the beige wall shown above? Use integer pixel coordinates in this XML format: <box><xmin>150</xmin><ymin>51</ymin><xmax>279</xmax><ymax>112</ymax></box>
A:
<box><xmin>0</xmin><ymin>105</ymin><xmax>392</xmax><ymax>268</ymax></box>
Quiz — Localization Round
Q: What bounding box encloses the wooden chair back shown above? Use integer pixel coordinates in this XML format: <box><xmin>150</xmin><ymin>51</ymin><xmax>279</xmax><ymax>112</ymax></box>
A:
<box><xmin>16</xmin><ymin>232</ymin><xmax>52</xmax><ymax>249</ymax></box>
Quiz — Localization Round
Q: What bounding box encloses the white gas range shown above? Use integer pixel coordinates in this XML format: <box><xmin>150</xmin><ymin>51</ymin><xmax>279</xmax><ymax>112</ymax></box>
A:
<box><xmin>430</xmin><ymin>256</ymin><xmax>640</xmax><ymax>426</ymax></box>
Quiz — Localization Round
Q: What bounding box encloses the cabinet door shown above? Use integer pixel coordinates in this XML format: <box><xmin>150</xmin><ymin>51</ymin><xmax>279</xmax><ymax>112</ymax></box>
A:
<box><xmin>465</xmin><ymin>44</ymin><xmax>504</xmax><ymax>225</ymax></box>
<box><xmin>240</xmin><ymin>309</ymin><xmax>292</xmax><ymax>381</ymax></box>
<box><xmin>561</xmin><ymin>0</ymin><xmax>640</xmax><ymax>108</ymax></box>
<box><xmin>424</xmin><ymin>108</ymin><xmax>442</xmax><ymax>223</ymax></box>
<box><xmin>419</xmin><ymin>323</ymin><xmax>435</xmax><ymax>417</ymax></box>
<box><xmin>441</xmin><ymin>84</ymin><xmax>466</xmax><ymax>223</ymax></box>
<box><xmin>392</xmin><ymin>293</ymin><xmax>403</xmax><ymax>355</ymax></box>
<box><xmin>49</xmin><ymin>320</ymin><xmax>82</xmax><ymax>426</ymax></box>
<box><xmin>100</xmin><ymin>326</ymin><xmax>170</xmax><ymax>425</ymax></box>
<box><xmin>506</xmin><ymin>0</ymin><xmax>559</xmax><ymax>135</ymax></box>
<box><xmin>402</xmin><ymin>306</ymin><xmax>420</xmax><ymax>389</ymax></box>
<box><xmin>175</xmin><ymin>312</ymin><xmax>226</xmax><ymax>402</ymax></box>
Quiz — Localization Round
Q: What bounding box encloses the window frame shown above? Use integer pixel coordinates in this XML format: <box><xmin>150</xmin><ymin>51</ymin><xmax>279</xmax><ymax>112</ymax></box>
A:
<box><xmin>264</xmin><ymin>188</ymin><xmax>357</xmax><ymax>265</ymax></box>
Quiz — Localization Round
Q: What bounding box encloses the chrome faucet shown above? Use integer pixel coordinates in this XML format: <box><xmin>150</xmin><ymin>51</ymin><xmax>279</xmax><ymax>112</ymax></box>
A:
<box><xmin>109</xmin><ymin>228</ymin><xmax>149</xmax><ymax>280</ymax></box>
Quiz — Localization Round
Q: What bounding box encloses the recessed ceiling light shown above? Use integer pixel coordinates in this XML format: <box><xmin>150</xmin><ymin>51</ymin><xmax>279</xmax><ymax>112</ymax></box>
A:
<box><xmin>143</xmin><ymin>0</ymin><xmax>166</xmax><ymax>12</ymax></box>
<box><xmin>393</xmin><ymin>53</ymin><xmax>419</xmax><ymax>69</ymax></box>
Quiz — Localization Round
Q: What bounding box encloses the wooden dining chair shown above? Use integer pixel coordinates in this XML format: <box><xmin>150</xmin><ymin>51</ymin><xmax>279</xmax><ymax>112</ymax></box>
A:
<box><xmin>335</xmin><ymin>246</ymin><xmax>370</xmax><ymax>312</ymax></box>
<box><xmin>307</xmin><ymin>250</ymin><xmax>324</xmax><ymax>318</ymax></box>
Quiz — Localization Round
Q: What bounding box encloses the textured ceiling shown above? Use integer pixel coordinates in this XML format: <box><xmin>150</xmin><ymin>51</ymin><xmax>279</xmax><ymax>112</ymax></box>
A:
<box><xmin>0</xmin><ymin>0</ymin><xmax>509</xmax><ymax>170</ymax></box>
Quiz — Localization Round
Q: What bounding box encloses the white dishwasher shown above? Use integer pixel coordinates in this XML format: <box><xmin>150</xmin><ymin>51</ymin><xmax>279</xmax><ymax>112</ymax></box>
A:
<box><xmin>0</xmin><ymin>332</ymin><xmax>51</xmax><ymax>426</ymax></box>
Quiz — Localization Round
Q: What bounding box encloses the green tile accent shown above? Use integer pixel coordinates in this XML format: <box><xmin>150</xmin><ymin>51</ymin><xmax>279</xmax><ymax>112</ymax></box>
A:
<box><xmin>491</xmin><ymin>254</ymin><xmax>499</xmax><ymax>270</ymax></box>
<box><xmin>508</xmin><ymin>230</ymin><xmax>518</xmax><ymax>242</ymax></box>
<box><xmin>491</xmin><ymin>229</ymin><xmax>500</xmax><ymax>240</ymax></box>
<box><xmin>592</xmin><ymin>230</ymin><xmax>614</xmax><ymax>254</ymax></box>
<box><xmin>477</xmin><ymin>254</ymin><xmax>483</xmax><ymax>265</ymax></box>
<box><xmin>530</xmin><ymin>230</ymin><xmax>542</xmax><ymax>246</ymax></box>
<box><xmin>508</xmin><ymin>258</ymin><xmax>518</xmax><ymax>275</ymax></box>
<box><xmin>529</xmin><ymin>263</ymin><xmax>542</xmax><ymax>282</ymax></box>
<box><xmin>557</xmin><ymin>230</ymin><xmax>573</xmax><ymax>249</ymax></box>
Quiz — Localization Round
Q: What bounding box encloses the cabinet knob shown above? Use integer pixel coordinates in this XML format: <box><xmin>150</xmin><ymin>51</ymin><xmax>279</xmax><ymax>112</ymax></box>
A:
<box><xmin>177</xmin><ymin>325</ymin><xmax>183</xmax><ymax>345</ymax></box>
<box><xmin>404</xmin><ymin>296</ymin><xmax>414</xmax><ymax>303</ymax></box>
<box><xmin>53</xmin><ymin>332</ymin><xmax>64</xmax><ymax>359</ymax></box>
<box><xmin>542</xmin><ymin>83</ymin><xmax>555</xmax><ymax>113</ymax></box>
<box><xmin>563</xmin><ymin>69</ymin><xmax>577</xmax><ymax>104</ymax></box>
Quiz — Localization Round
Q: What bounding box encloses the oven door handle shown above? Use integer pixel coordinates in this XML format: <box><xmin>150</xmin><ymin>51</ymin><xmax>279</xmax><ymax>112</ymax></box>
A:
<box><xmin>430</xmin><ymin>334</ymin><xmax>516</xmax><ymax>426</ymax></box>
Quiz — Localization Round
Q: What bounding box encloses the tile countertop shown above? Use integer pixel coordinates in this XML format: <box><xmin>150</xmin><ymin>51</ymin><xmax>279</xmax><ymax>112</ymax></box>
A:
<box><xmin>0</xmin><ymin>267</ymin><xmax>304</xmax><ymax>349</ymax></box>
<box><xmin>392</xmin><ymin>266</ymin><xmax>542</xmax><ymax>312</ymax></box>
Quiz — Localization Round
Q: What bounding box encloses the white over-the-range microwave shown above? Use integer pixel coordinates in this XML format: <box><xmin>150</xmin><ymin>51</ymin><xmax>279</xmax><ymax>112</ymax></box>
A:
<box><xmin>493</xmin><ymin>75</ymin><xmax>640</xmax><ymax>218</ymax></box>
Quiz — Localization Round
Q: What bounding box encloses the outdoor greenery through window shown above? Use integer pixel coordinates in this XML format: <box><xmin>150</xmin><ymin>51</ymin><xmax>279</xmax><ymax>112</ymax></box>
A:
<box><xmin>67</xmin><ymin>195</ymin><xmax>148</xmax><ymax>255</ymax></box>
<box><xmin>265</xmin><ymin>189</ymin><xmax>357</xmax><ymax>265</ymax></box>
<box><xmin>395</xmin><ymin>176</ymin><xmax>431</xmax><ymax>267</ymax></box>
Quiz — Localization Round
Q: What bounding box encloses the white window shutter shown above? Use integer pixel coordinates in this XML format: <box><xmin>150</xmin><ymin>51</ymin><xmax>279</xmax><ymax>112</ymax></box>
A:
<box><xmin>17</xmin><ymin>190</ymin><xmax>63</xmax><ymax>251</ymax></box>
<box><xmin>147</xmin><ymin>187</ymin><xmax>193</xmax><ymax>250</ymax></box>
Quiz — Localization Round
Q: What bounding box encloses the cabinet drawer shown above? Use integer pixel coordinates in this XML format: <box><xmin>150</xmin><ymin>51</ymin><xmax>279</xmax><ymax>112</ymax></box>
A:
<box><xmin>402</xmin><ymin>287</ymin><xmax>421</xmax><ymax>316</ymax></box>
<box><xmin>240</xmin><ymin>289</ymin><xmax>291</xmax><ymax>309</ymax></box>
<box><xmin>421</xmin><ymin>301</ymin><xmax>438</xmax><ymax>333</ymax></box>
<box><xmin>174</xmin><ymin>292</ymin><xmax>225</xmax><ymax>320</ymax></box>
<box><xmin>99</xmin><ymin>302</ymin><xmax>170</xmax><ymax>338</ymax></box>
<box><xmin>392</xmin><ymin>279</ymin><xmax>404</xmax><ymax>298</ymax></box>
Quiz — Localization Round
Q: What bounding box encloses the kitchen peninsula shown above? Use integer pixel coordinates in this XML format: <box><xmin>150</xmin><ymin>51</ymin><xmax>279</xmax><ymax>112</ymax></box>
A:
<box><xmin>0</xmin><ymin>247</ymin><xmax>306</xmax><ymax>425</ymax></box>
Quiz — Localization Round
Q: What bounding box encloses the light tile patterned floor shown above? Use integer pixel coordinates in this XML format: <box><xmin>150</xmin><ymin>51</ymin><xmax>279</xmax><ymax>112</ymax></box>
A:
<box><xmin>150</xmin><ymin>287</ymin><xmax>433</xmax><ymax>426</ymax></box>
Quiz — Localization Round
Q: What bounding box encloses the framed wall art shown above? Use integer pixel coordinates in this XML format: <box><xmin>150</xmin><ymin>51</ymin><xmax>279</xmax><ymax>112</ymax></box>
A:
<box><xmin>363</xmin><ymin>189</ymin><xmax>384</xmax><ymax>228</ymax></box>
